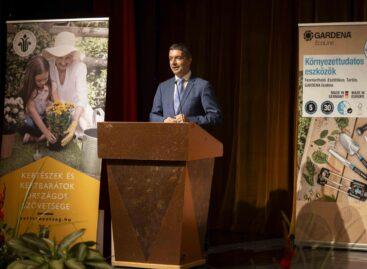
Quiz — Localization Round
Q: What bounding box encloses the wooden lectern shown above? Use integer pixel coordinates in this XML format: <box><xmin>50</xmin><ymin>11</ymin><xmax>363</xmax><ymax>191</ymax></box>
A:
<box><xmin>98</xmin><ymin>122</ymin><xmax>223</xmax><ymax>269</ymax></box>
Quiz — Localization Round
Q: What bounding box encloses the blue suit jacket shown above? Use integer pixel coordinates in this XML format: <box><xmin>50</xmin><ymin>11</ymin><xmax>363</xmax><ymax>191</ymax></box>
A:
<box><xmin>149</xmin><ymin>76</ymin><xmax>222</xmax><ymax>126</ymax></box>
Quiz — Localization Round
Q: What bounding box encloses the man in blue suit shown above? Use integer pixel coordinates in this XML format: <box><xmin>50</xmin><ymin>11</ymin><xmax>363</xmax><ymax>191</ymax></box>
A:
<box><xmin>150</xmin><ymin>43</ymin><xmax>222</xmax><ymax>126</ymax></box>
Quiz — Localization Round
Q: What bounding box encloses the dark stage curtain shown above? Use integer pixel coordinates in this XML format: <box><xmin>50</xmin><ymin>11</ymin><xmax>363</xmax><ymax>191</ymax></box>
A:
<box><xmin>94</xmin><ymin>0</ymin><xmax>137</xmax><ymax>122</ymax></box>
<box><xmin>134</xmin><ymin>0</ymin><xmax>367</xmax><ymax>244</ymax></box>
<box><xmin>135</xmin><ymin>0</ymin><xmax>296</xmax><ymax>242</ymax></box>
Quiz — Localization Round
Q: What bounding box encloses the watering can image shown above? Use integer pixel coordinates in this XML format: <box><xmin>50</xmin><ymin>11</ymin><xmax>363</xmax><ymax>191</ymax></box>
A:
<box><xmin>80</xmin><ymin>108</ymin><xmax>105</xmax><ymax>178</ymax></box>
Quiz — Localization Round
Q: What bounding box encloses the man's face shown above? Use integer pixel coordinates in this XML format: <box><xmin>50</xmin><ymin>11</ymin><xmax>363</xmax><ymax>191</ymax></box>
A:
<box><xmin>55</xmin><ymin>53</ymin><xmax>73</xmax><ymax>71</ymax></box>
<box><xmin>169</xmin><ymin>49</ymin><xmax>191</xmax><ymax>77</ymax></box>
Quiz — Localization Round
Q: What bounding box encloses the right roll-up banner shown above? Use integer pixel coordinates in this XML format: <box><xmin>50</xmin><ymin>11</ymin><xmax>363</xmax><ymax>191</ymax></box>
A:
<box><xmin>296</xmin><ymin>22</ymin><xmax>367</xmax><ymax>249</ymax></box>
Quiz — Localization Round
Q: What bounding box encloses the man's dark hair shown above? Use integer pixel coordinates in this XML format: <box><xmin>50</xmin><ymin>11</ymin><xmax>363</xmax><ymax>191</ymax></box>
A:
<box><xmin>169</xmin><ymin>43</ymin><xmax>192</xmax><ymax>59</ymax></box>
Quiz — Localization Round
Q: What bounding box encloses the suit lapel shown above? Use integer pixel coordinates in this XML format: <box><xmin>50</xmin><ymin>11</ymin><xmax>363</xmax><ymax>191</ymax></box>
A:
<box><xmin>180</xmin><ymin>77</ymin><xmax>195</xmax><ymax>112</ymax></box>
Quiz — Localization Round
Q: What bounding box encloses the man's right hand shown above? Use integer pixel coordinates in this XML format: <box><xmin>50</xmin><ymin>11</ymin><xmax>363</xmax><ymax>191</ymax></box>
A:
<box><xmin>163</xmin><ymin>117</ymin><xmax>177</xmax><ymax>123</ymax></box>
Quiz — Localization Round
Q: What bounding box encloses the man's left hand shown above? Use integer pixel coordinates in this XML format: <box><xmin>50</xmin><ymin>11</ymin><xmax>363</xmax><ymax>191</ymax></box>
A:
<box><xmin>175</xmin><ymin>114</ymin><xmax>188</xmax><ymax>123</ymax></box>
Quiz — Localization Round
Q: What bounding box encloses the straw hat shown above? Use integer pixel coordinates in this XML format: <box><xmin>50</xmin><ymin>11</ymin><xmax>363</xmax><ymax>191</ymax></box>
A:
<box><xmin>43</xmin><ymin>31</ymin><xmax>79</xmax><ymax>58</ymax></box>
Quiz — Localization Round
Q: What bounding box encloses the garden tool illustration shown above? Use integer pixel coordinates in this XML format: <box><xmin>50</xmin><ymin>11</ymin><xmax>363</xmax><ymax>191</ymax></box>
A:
<box><xmin>328</xmin><ymin>149</ymin><xmax>367</xmax><ymax>180</ymax></box>
<box><xmin>339</xmin><ymin>133</ymin><xmax>367</xmax><ymax>169</ymax></box>
<box><xmin>356</xmin><ymin>124</ymin><xmax>367</xmax><ymax>136</ymax></box>
<box><xmin>318</xmin><ymin>168</ymin><xmax>367</xmax><ymax>201</ymax></box>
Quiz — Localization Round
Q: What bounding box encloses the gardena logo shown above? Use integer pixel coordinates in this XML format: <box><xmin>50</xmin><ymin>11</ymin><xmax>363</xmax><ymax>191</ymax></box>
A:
<box><xmin>304</xmin><ymin>31</ymin><xmax>313</xmax><ymax>41</ymax></box>
<box><xmin>303</xmin><ymin>30</ymin><xmax>352</xmax><ymax>41</ymax></box>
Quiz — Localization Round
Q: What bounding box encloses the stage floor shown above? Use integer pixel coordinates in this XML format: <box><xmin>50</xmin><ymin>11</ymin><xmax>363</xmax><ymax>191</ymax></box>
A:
<box><xmin>205</xmin><ymin>239</ymin><xmax>367</xmax><ymax>268</ymax></box>
<box><xmin>113</xmin><ymin>238</ymin><xmax>367</xmax><ymax>268</ymax></box>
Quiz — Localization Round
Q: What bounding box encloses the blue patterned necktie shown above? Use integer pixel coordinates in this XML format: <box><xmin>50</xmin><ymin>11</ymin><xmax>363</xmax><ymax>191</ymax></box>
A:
<box><xmin>174</xmin><ymin>78</ymin><xmax>184</xmax><ymax>114</ymax></box>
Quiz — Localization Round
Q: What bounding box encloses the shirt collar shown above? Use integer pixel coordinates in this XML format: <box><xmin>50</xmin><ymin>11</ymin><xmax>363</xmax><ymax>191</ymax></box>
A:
<box><xmin>175</xmin><ymin>70</ymin><xmax>191</xmax><ymax>82</ymax></box>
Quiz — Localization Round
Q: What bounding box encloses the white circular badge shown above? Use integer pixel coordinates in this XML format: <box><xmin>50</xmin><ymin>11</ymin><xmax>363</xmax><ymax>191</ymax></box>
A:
<box><xmin>12</xmin><ymin>30</ymin><xmax>37</xmax><ymax>57</ymax></box>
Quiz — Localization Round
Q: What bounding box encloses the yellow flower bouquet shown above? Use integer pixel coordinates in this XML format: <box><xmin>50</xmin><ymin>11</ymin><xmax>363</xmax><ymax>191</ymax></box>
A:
<box><xmin>45</xmin><ymin>101</ymin><xmax>74</xmax><ymax>150</ymax></box>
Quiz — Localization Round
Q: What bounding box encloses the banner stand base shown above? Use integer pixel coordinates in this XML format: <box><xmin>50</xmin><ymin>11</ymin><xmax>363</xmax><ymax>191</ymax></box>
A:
<box><xmin>296</xmin><ymin>240</ymin><xmax>367</xmax><ymax>251</ymax></box>
<box><xmin>111</xmin><ymin>260</ymin><xmax>206</xmax><ymax>269</ymax></box>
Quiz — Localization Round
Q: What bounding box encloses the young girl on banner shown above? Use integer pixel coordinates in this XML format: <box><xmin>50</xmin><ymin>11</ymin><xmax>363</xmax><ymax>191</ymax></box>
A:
<box><xmin>20</xmin><ymin>55</ymin><xmax>59</xmax><ymax>144</ymax></box>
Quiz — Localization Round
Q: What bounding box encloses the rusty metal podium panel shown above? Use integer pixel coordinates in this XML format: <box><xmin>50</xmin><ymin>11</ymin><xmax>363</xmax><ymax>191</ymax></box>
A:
<box><xmin>98</xmin><ymin>122</ymin><xmax>222</xmax><ymax>268</ymax></box>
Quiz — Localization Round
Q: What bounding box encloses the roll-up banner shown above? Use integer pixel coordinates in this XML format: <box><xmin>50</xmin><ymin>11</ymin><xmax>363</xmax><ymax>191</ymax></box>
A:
<box><xmin>295</xmin><ymin>22</ymin><xmax>367</xmax><ymax>249</ymax></box>
<box><xmin>0</xmin><ymin>18</ymin><xmax>109</xmax><ymax>242</ymax></box>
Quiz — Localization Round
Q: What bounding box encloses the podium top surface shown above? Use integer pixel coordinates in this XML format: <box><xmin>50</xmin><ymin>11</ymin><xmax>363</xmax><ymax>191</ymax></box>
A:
<box><xmin>97</xmin><ymin>122</ymin><xmax>223</xmax><ymax>161</ymax></box>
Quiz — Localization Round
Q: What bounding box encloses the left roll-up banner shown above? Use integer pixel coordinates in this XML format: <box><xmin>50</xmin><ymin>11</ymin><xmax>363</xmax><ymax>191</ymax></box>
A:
<box><xmin>0</xmin><ymin>18</ymin><xmax>109</xmax><ymax>242</ymax></box>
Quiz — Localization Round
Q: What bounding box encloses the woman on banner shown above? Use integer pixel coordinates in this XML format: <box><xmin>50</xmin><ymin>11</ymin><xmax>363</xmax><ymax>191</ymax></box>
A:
<box><xmin>43</xmin><ymin>31</ymin><xmax>94</xmax><ymax>147</ymax></box>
